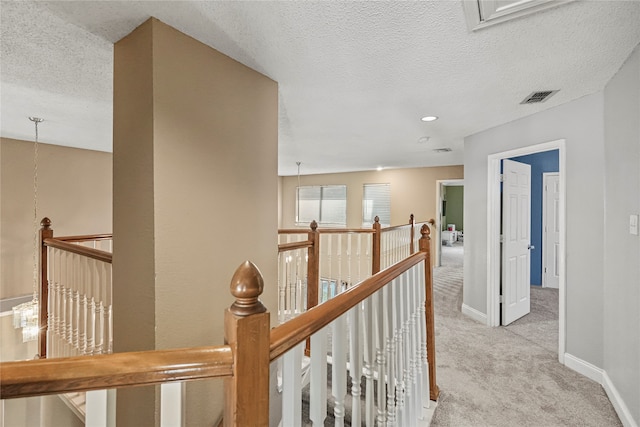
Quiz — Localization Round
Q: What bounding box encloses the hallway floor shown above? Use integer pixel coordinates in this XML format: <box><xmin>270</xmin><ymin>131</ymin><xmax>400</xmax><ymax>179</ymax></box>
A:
<box><xmin>430</xmin><ymin>243</ymin><xmax>621</xmax><ymax>427</ymax></box>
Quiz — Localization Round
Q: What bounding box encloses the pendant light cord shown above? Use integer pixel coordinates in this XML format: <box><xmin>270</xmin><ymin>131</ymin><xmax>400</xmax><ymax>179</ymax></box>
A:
<box><xmin>30</xmin><ymin>117</ymin><xmax>43</xmax><ymax>301</ymax></box>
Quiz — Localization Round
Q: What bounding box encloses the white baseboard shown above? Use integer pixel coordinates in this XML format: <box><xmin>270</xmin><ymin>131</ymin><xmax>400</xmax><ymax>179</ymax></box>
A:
<box><xmin>564</xmin><ymin>353</ymin><xmax>603</xmax><ymax>383</ymax></box>
<box><xmin>461</xmin><ymin>303</ymin><xmax>487</xmax><ymax>324</ymax></box>
<box><xmin>564</xmin><ymin>353</ymin><xmax>638</xmax><ymax>427</ymax></box>
<box><xmin>602</xmin><ymin>371</ymin><xmax>638</xmax><ymax>427</ymax></box>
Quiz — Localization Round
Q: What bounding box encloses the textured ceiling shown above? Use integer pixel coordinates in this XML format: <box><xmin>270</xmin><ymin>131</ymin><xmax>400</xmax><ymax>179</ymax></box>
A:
<box><xmin>1</xmin><ymin>1</ymin><xmax>639</xmax><ymax>175</ymax></box>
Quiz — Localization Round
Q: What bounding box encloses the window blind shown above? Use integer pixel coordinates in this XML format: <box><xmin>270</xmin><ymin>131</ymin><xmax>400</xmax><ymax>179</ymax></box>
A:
<box><xmin>363</xmin><ymin>183</ymin><xmax>390</xmax><ymax>227</ymax></box>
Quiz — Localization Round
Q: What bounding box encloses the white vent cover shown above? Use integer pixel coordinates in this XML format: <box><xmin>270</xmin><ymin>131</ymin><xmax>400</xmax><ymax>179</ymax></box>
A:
<box><xmin>520</xmin><ymin>90</ymin><xmax>559</xmax><ymax>104</ymax></box>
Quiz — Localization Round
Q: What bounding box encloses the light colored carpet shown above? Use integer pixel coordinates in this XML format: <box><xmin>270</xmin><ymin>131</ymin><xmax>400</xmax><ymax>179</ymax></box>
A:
<box><xmin>430</xmin><ymin>243</ymin><xmax>621</xmax><ymax>427</ymax></box>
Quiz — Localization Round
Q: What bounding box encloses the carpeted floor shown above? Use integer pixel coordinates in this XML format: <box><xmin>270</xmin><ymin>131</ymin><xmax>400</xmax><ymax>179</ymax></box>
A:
<box><xmin>430</xmin><ymin>242</ymin><xmax>621</xmax><ymax>427</ymax></box>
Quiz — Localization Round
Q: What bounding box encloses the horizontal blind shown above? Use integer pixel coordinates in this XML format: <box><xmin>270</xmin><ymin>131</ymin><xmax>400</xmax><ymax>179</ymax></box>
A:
<box><xmin>362</xmin><ymin>183</ymin><xmax>390</xmax><ymax>226</ymax></box>
<box><xmin>297</xmin><ymin>185</ymin><xmax>347</xmax><ymax>226</ymax></box>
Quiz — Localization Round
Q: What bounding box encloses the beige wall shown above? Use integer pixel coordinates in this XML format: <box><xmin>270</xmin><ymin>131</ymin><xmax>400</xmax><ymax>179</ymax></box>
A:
<box><xmin>0</xmin><ymin>138</ymin><xmax>112</xmax><ymax>299</ymax></box>
<box><xmin>113</xmin><ymin>18</ymin><xmax>278</xmax><ymax>425</ymax></box>
<box><xmin>280</xmin><ymin>166</ymin><xmax>464</xmax><ymax>229</ymax></box>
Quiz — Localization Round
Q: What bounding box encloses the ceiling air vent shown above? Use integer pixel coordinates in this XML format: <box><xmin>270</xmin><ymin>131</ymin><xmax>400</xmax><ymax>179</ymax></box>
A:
<box><xmin>433</xmin><ymin>148</ymin><xmax>452</xmax><ymax>153</ymax></box>
<box><xmin>520</xmin><ymin>90</ymin><xmax>559</xmax><ymax>104</ymax></box>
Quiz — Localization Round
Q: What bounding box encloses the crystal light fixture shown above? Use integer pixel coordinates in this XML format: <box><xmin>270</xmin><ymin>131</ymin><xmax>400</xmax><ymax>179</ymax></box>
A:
<box><xmin>13</xmin><ymin>116</ymin><xmax>44</xmax><ymax>343</ymax></box>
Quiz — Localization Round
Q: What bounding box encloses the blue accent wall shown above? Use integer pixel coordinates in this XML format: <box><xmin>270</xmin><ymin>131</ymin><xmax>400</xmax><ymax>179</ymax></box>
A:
<box><xmin>509</xmin><ymin>150</ymin><xmax>559</xmax><ymax>286</ymax></box>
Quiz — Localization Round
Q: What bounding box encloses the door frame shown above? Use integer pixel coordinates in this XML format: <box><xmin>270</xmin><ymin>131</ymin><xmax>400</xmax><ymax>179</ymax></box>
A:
<box><xmin>486</xmin><ymin>139</ymin><xmax>566</xmax><ymax>363</ymax></box>
<box><xmin>435</xmin><ymin>179</ymin><xmax>464</xmax><ymax>267</ymax></box>
<box><xmin>542</xmin><ymin>172</ymin><xmax>560</xmax><ymax>288</ymax></box>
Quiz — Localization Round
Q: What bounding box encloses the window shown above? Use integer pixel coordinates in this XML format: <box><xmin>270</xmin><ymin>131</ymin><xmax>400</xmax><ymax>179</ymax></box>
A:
<box><xmin>296</xmin><ymin>185</ymin><xmax>347</xmax><ymax>226</ymax></box>
<box><xmin>363</xmin><ymin>183</ymin><xmax>390</xmax><ymax>227</ymax></box>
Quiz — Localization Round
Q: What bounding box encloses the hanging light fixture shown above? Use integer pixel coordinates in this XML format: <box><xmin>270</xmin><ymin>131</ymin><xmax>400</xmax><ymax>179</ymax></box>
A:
<box><xmin>13</xmin><ymin>116</ymin><xmax>44</xmax><ymax>343</ymax></box>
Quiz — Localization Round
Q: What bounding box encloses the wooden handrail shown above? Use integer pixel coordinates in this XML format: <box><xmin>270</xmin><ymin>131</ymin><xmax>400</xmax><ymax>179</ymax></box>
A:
<box><xmin>0</xmin><ymin>345</ymin><xmax>233</xmax><ymax>399</ymax></box>
<box><xmin>43</xmin><ymin>237</ymin><xmax>112</xmax><ymax>263</ymax></box>
<box><xmin>56</xmin><ymin>234</ymin><xmax>113</xmax><ymax>242</ymax></box>
<box><xmin>278</xmin><ymin>240</ymin><xmax>313</xmax><ymax>253</ymax></box>
<box><xmin>269</xmin><ymin>251</ymin><xmax>427</xmax><ymax>361</ymax></box>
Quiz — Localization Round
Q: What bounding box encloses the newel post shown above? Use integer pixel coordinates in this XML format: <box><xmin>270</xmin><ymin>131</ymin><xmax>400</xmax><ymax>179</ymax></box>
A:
<box><xmin>224</xmin><ymin>261</ymin><xmax>270</xmax><ymax>426</ymax></box>
<box><xmin>419</xmin><ymin>224</ymin><xmax>440</xmax><ymax>401</ymax></box>
<box><xmin>39</xmin><ymin>217</ymin><xmax>53</xmax><ymax>359</ymax></box>
<box><xmin>306</xmin><ymin>220</ymin><xmax>320</xmax><ymax>311</ymax></box>
<box><xmin>372</xmin><ymin>216</ymin><xmax>381</xmax><ymax>274</ymax></box>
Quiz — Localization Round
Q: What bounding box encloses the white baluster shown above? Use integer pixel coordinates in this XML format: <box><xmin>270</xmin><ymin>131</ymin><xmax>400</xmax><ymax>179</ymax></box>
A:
<box><xmin>395</xmin><ymin>276</ymin><xmax>406</xmax><ymax>426</ymax></box>
<box><xmin>282</xmin><ymin>343</ymin><xmax>303</xmax><ymax>427</ymax></box>
<box><xmin>105</xmin><ymin>263</ymin><xmax>113</xmax><ymax>354</ymax></box>
<box><xmin>332</xmin><ymin>314</ymin><xmax>347</xmax><ymax>427</ymax></box>
<box><xmin>85</xmin><ymin>389</ymin><xmax>116</xmax><ymax>427</ymax></box>
<box><xmin>161</xmin><ymin>382</ymin><xmax>185</xmax><ymax>427</ymax></box>
<box><xmin>385</xmin><ymin>280</ymin><xmax>397</xmax><ymax>426</ymax></box>
<box><xmin>78</xmin><ymin>257</ymin><xmax>88</xmax><ymax>354</ymax></box>
<box><xmin>278</xmin><ymin>252</ymin><xmax>286</xmax><ymax>323</ymax></box>
<box><xmin>72</xmin><ymin>254</ymin><xmax>80</xmax><ymax>354</ymax></box>
<box><xmin>348</xmin><ymin>304</ymin><xmax>362</xmax><ymax>427</ymax></box>
<box><xmin>361</xmin><ymin>296</ymin><xmax>375</xmax><ymax>427</ymax></box>
<box><xmin>373</xmin><ymin>290</ymin><xmax>386</xmax><ymax>425</ymax></box>
<box><xmin>310</xmin><ymin>327</ymin><xmax>328</xmax><ymax>426</ymax></box>
<box><xmin>346</xmin><ymin>234</ymin><xmax>352</xmax><ymax>290</ymax></box>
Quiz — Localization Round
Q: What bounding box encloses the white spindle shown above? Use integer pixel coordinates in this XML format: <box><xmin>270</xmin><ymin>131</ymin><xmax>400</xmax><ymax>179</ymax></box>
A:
<box><xmin>78</xmin><ymin>257</ymin><xmax>88</xmax><ymax>354</ymax></box>
<box><xmin>374</xmin><ymin>290</ymin><xmax>386</xmax><ymax>425</ymax></box>
<box><xmin>348</xmin><ymin>304</ymin><xmax>362</xmax><ymax>427</ymax></box>
<box><xmin>161</xmin><ymin>382</ymin><xmax>185</xmax><ymax>427</ymax></box>
<box><xmin>72</xmin><ymin>254</ymin><xmax>80</xmax><ymax>354</ymax></box>
<box><xmin>418</xmin><ymin>261</ymin><xmax>430</xmax><ymax>410</ymax></box>
<box><xmin>331</xmin><ymin>313</ymin><xmax>347</xmax><ymax>427</ymax></box>
<box><xmin>278</xmin><ymin>252</ymin><xmax>285</xmax><ymax>323</ymax></box>
<box><xmin>282</xmin><ymin>343</ymin><xmax>303</xmax><ymax>426</ymax></box>
<box><xmin>310</xmin><ymin>327</ymin><xmax>328</xmax><ymax>426</ymax></box>
<box><xmin>85</xmin><ymin>389</ymin><xmax>115</xmax><ymax>427</ymax></box>
<box><xmin>362</xmin><ymin>296</ymin><xmax>376</xmax><ymax>427</ymax></box>
<box><xmin>385</xmin><ymin>280</ymin><xmax>397</xmax><ymax>426</ymax></box>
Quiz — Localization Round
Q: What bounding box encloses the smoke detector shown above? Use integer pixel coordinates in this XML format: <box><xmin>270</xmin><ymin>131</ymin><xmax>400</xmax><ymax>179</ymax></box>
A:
<box><xmin>520</xmin><ymin>90</ymin><xmax>559</xmax><ymax>104</ymax></box>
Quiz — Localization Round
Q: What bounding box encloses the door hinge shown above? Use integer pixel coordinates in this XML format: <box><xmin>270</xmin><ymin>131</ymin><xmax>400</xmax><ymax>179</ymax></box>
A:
<box><xmin>499</xmin><ymin>234</ymin><xmax>504</xmax><ymax>243</ymax></box>
<box><xmin>499</xmin><ymin>295</ymin><xmax>504</xmax><ymax>304</ymax></box>
<box><xmin>544</xmin><ymin>267</ymin><xmax>547</xmax><ymax>273</ymax></box>
<box><xmin>499</xmin><ymin>174</ymin><xmax>504</xmax><ymax>182</ymax></box>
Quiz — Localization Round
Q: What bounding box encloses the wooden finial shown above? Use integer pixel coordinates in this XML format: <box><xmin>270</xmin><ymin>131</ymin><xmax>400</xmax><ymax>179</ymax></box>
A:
<box><xmin>229</xmin><ymin>261</ymin><xmax>266</xmax><ymax>317</ymax></box>
<box><xmin>40</xmin><ymin>217</ymin><xmax>51</xmax><ymax>229</ymax></box>
<box><xmin>410</xmin><ymin>213</ymin><xmax>414</xmax><ymax>223</ymax></box>
<box><xmin>374</xmin><ymin>216</ymin><xmax>380</xmax><ymax>224</ymax></box>
<box><xmin>310</xmin><ymin>220</ymin><xmax>318</xmax><ymax>231</ymax></box>
<box><xmin>420</xmin><ymin>224</ymin><xmax>431</xmax><ymax>238</ymax></box>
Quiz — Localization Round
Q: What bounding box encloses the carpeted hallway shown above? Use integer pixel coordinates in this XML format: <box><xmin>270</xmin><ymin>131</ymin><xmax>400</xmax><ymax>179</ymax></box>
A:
<box><xmin>430</xmin><ymin>242</ymin><xmax>621</xmax><ymax>426</ymax></box>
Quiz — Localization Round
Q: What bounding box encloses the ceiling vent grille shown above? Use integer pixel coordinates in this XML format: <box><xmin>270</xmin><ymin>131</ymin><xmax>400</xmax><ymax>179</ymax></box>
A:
<box><xmin>520</xmin><ymin>90</ymin><xmax>559</xmax><ymax>104</ymax></box>
<box><xmin>433</xmin><ymin>148</ymin><xmax>452</xmax><ymax>153</ymax></box>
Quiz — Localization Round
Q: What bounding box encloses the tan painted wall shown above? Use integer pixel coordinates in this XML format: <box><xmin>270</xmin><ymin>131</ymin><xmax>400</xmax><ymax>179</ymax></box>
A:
<box><xmin>114</xmin><ymin>18</ymin><xmax>278</xmax><ymax>425</ymax></box>
<box><xmin>0</xmin><ymin>138</ymin><xmax>112</xmax><ymax>299</ymax></box>
<box><xmin>280</xmin><ymin>166</ymin><xmax>464</xmax><ymax>229</ymax></box>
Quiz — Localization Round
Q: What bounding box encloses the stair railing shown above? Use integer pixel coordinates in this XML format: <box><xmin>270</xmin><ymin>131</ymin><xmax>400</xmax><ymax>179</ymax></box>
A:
<box><xmin>38</xmin><ymin>218</ymin><xmax>113</xmax><ymax>360</ymax></box>
<box><xmin>1</xmin><ymin>225</ymin><xmax>438</xmax><ymax>425</ymax></box>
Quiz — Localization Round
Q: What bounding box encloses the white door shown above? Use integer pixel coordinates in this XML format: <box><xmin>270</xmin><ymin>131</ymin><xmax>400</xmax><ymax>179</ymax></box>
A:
<box><xmin>501</xmin><ymin>159</ymin><xmax>531</xmax><ymax>325</ymax></box>
<box><xmin>542</xmin><ymin>173</ymin><xmax>560</xmax><ymax>288</ymax></box>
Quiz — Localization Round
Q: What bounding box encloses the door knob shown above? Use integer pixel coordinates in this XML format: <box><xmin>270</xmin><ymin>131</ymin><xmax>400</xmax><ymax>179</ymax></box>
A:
<box><xmin>528</xmin><ymin>244</ymin><xmax>535</xmax><ymax>250</ymax></box>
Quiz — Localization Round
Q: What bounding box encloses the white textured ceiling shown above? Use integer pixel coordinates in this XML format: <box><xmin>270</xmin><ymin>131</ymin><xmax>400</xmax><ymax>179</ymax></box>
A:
<box><xmin>1</xmin><ymin>1</ymin><xmax>639</xmax><ymax>176</ymax></box>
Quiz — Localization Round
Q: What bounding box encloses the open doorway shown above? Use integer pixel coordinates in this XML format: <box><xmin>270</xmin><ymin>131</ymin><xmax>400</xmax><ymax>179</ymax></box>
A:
<box><xmin>487</xmin><ymin>139</ymin><xmax>566</xmax><ymax>363</ymax></box>
<box><xmin>435</xmin><ymin>180</ymin><xmax>464</xmax><ymax>268</ymax></box>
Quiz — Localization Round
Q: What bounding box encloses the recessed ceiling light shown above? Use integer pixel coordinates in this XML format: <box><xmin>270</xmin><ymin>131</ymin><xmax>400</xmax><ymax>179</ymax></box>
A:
<box><xmin>421</xmin><ymin>116</ymin><xmax>438</xmax><ymax>122</ymax></box>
